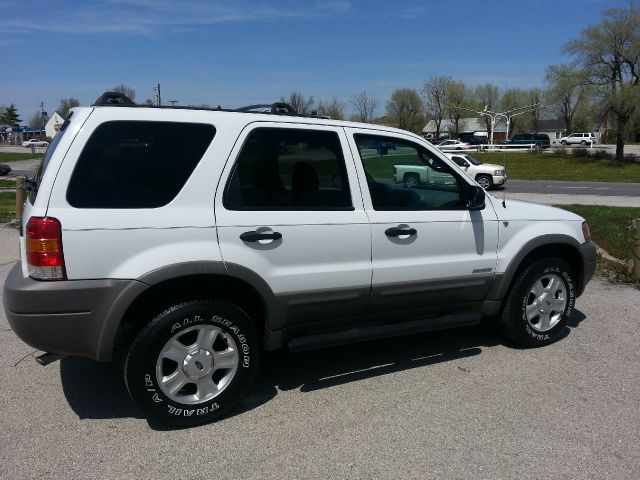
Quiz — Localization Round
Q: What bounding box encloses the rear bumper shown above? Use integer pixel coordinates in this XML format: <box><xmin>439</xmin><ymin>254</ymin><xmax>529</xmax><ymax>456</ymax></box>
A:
<box><xmin>3</xmin><ymin>262</ymin><xmax>147</xmax><ymax>361</ymax></box>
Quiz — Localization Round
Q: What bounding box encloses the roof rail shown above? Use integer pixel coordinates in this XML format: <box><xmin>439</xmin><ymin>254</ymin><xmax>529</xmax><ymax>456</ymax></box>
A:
<box><xmin>93</xmin><ymin>91</ymin><xmax>136</xmax><ymax>106</ymax></box>
<box><xmin>235</xmin><ymin>102</ymin><xmax>297</xmax><ymax>115</ymax></box>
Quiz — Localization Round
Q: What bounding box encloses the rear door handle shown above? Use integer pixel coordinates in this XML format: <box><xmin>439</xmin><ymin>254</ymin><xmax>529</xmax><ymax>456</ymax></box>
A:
<box><xmin>240</xmin><ymin>231</ymin><xmax>282</xmax><ymax>242</ymax></box>
<box><xmin>385</xmin><ymin>227</ymin><xmax>417</xmax><ymax>237</ymax></box>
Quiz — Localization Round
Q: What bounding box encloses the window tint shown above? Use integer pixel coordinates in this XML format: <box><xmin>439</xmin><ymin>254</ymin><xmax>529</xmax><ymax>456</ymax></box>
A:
<box><xmin>67</xmin><ymin>121</ymin><xmax>215</xmax><ymax>208</ymax></box>
<box><xmin>354</xmin><ymin>134</ymin><xmax>464</xmax><ymax>211</ymax></box>
<box><xmin>224</xmin><ymin>128</ymin><xmax>352</xmax><ymax>210</ymax></box>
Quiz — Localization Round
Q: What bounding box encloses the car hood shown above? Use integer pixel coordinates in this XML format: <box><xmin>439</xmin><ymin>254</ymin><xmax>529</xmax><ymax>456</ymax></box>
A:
<box><xmin>487</xmin><ymin>196</ymin><xmax>584</xmax><ymax>222</ymax></box>
<box><xmin>477</xmin><ymin>163</ymin><xmax>503</xmax><ymax>170</ymax></box>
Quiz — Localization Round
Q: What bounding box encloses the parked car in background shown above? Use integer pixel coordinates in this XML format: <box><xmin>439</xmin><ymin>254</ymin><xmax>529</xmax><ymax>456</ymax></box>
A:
<box><xmin>0</xmin><ymin>164</ymin><xmax>11</xmax><ymax>175</ymax></box>
<box><xmin>445</xmin><ymin>153</ymin><xmax>506</xmax><ymax>190</ymax></box>
<box><xmin>21</xmin><ymin>139</ymin><xmax>49</xmax><ymax>148</ymax></box>
<box><xmin>559</xmin><ymin>133</ymin><xmax>596</xmax><ymax>146</ymax></box>
<box><xmin>500</xmin><ymin>133</ymin><xmax>550</xmax><ymax>149</ymax></box>
<box><xmin>436</xmin><ymin>139</ymin><xmax>470</xmax><ymax>150</ymax></box>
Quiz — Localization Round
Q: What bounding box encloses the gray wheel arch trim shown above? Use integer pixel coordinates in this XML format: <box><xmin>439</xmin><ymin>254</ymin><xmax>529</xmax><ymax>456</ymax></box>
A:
<box><xmin>135</xmin><ymin>261</ymin><xmax>283</xmax><ymax>329</ymax></box>
<box><xmin>487</xmin><ymin>234</ymin><xmax>583</xmax><ymax>302</ymax></box>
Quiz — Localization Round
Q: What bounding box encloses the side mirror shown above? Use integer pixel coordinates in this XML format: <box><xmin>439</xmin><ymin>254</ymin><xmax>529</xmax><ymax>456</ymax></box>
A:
<box><xmin>466</xmin><ymin>184</ymin><xmax>485</xmax><ymax>210</ymax></box>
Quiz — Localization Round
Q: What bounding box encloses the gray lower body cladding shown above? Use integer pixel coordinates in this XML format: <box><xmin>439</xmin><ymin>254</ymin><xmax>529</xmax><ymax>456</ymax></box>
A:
<box><xmin>3</xmin><ymin>262</ymin><xmax>146</xmax><ymax>361</ymax></box>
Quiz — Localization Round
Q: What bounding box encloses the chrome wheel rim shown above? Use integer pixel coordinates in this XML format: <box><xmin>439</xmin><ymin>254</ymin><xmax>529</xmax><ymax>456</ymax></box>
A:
<box><xmin>525</xmin><ymin>273</ymin><xmax>567</xmax><ymax>332</ymax></box>
<box><xmin>155</xmin><ymin>325</ymin><xmax>239</xmax><ymax>404</ymax></box>
<box><xmin>405</xmin><ymin>176</ymin><xmax>418</xmax><ymax>187</ymax></box>
<box><xmin>477</xmin><ymin>176</ymin><xmax>491</xmax><ymax>189</ymax></box>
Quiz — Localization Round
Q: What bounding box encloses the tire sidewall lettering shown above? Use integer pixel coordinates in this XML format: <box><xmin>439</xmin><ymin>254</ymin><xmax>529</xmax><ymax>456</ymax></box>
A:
<box><xmin>520</xmin><ymin>264</ymin><xmax>575</xmax><ymax>341</ymax></box>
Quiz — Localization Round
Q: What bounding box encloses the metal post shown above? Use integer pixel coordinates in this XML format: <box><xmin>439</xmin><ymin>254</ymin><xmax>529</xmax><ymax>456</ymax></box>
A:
<box><xmin>15</xmin><ymin>177</ymin><xmax>26</xmax><ymax>223</ymax></box>
<box><xmin>633</xmin><ymin>219</ymin><xmax>640</xmax><ymax>278</ymax></box>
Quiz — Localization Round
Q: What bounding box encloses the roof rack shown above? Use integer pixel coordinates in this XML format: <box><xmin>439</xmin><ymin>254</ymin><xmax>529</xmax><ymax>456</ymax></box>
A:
<box><xmin>235</xmin><ymin>102</ymin><xmax>297</xmax><ymax>115</ymax></box>
<box><xmin>90</xmin><ymin>94</ymin><xmax>328</xmax><ymax>119</ymax></box>
<box><xmin>93</xmin><ymin>91</ymin><xmax>136</xmax><ymax>106</ymax></box>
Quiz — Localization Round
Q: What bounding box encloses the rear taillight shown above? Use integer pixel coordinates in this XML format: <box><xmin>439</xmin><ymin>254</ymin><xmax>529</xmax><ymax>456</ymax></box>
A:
<box><xmin>26</xmin><ymin>217</ymin><xmax>67</xmax><ymax>280</ymax></box>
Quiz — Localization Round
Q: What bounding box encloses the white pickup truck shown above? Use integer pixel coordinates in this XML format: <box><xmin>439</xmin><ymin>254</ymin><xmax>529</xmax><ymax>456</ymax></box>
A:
<box><xmin>445</xmin><ymin>153</ymin><xmax>506</xmax><ymax>190</ymax></box>
<box><xmin>393</xmin><ymin>153</ymin><xmax>506</xmax><ymax>190</ymax></box>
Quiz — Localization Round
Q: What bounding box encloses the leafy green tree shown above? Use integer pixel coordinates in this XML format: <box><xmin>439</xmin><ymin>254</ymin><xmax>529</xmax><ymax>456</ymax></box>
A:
<box><xmin>386</xmin><ymin>88</ymin><xmax>424</xmax><ymax>133</ymax></box>
<box><xmin>0</xmin><ymin>104</ymin><xmax>21</xmax><ymax>126</ymax></box>
<box><xmin>544</xmin><ymin>64</ymin><xmax>590</xmax><ymax>134</ymax></box>
<box><xmin>56</xmin><ymin>98</ymin><xmax>80</xmax><ymax>119</ymax></box>
<box><xmin>446</xmin><ymin>81</ymin><xmax>473</xmax><ymax>138</ymax></box>
<box><xmin>563</xmin><ymin>4</ymin><xmax>640</xmax><ymax>161</ymax></box>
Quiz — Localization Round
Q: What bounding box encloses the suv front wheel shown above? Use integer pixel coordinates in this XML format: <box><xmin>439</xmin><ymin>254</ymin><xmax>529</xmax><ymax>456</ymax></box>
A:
<box><xmin>125</xmin><ymin>300</ymin><xmax>260</xmax><ymax>426</ymax></box>
<box><xmin>498</xmin><ymin>258</ymin><xmax>576</xmax><ymax>347</ymax></box>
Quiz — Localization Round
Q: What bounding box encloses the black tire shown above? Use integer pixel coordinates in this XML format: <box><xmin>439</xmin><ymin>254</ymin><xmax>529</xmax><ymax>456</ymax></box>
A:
<box><xmin>404</xmin><ymin>173</ymin><xmax>420</xmax><ymax>188</ymax></box>
<box><xmin>560</xmin><ymin>140</ymin><xmax>567</xmax><ymax>146</ymax></box>
<box><xmin>580</xmin><ymin>140</ymin><xmax>587</xmax><ymax>146</ymax></box>
<box><xmin>498</xmin><ymin>258</ymin><xmax>576</xmax><ymax>347</ymax></box>
<box><xmin>125</xmin><ymin>300</ymin><xmax>260</xmax><ymax>426</ymax></box>
<box><xmin>475</xmin><ymin>174</ymin><xmax>493</xmax><ymax>190</ymax></box>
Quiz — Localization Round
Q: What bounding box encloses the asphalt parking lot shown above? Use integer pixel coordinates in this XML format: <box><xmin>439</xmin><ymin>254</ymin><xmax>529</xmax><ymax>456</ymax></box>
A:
<box><xmin>1</xmin><ymin>227</ymin><xmax>639</xmax><ymax>480</ymax></box>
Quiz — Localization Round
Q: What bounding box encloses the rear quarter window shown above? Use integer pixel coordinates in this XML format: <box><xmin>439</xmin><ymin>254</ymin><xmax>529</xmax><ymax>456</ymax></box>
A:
<box><xmin>66</xmin><ymin>121</ymin><xmax>215</xmax><ymax>208</ymax></box>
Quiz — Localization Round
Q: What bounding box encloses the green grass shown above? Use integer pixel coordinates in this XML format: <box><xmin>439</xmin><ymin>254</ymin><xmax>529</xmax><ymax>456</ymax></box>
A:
<box><xmin>0</xmin><ymin>179</ymin><xmax>16</xmax><ymax>189</ymax></box>
<box><xmin>0</xmin><ymin>192</ymin><xmax>16</xmax><ymax>223</ymax></box>
<box><xmin>556</xmin><ymin>204</ymin><xmax>640</xmax><ymax>260</ymax></box>
<box><xmin>0</xmin><ymin>152</ymin><xmax>43</xmax><ymax>162</ymax></box>
<box><xmin>473</xmin><ymin>152</ymin><xmax>640</xmax><ymax>182</ymax></box>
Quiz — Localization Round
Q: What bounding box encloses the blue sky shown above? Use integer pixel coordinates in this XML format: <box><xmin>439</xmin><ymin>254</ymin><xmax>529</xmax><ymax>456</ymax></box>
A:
<box><xmin>0</xmin><ymin>0</ymin><xmax>629</xmax><ymax>121</ymax></box>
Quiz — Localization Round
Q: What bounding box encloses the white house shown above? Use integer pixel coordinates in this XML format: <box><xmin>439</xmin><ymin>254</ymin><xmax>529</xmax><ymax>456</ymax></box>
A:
<box><xmin>45</xmin><ymin>112</ymin><xmax>65</xmax><ymax>138</ymax></box>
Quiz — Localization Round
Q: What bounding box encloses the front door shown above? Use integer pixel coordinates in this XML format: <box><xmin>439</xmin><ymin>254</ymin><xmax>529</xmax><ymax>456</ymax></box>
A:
<box><xmin>346</xmin><ymin>129</ymin><xmax>499</xmax><ymax>316</ymax></box>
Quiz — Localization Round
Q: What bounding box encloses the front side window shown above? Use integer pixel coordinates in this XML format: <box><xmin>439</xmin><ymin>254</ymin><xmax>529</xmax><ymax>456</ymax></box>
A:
<box><xmin>67</xmin><ymin>121</ymin><xmax>215</xmax><ymax>208</ymax></box>
<box><xmin>354</xmin><ymin>134</ymin><xmax>464</xmax><ymax>211</ymax></box>
<box><xmin>224</xmin><ymin>128</ymin><xmax>352</xmax><ymax>210</ymax></box>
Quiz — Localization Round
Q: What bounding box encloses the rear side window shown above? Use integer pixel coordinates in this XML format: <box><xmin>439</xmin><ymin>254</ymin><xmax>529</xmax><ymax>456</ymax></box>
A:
<box><xmin>224</xmin><ymin>128</ymin><xmax>352</xmax><ymax>210</ymax></box>
<box><xmin>67</xmin><ymin>121</ymin><xmax>214</xmax><ymax>208</ymax></box>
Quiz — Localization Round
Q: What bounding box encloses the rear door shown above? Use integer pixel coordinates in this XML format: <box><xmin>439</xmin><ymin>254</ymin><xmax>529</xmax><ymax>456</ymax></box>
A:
<box><xmin>215</xmin><ymin>122</ymin><xmax>372</xmax><ymax>330</ymax></box>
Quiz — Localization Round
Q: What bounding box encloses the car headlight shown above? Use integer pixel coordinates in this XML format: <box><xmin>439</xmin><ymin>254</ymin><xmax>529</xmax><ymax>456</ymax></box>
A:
<box><xmin>493</xmin><ymin>170</ymin><xmax>505</xmax><ymax>176</ymax></box>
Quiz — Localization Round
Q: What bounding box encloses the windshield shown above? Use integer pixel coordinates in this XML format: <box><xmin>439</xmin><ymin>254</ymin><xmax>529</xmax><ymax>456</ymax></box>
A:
<box><xmin>28</xmin><ymin>126</ymin><xmax>67</xmax><ymax>203</ymax></box>
<box><xmin>463</xmin><ymin>154</ymin><xmax>482</xmax><ymax>166</ymax></box>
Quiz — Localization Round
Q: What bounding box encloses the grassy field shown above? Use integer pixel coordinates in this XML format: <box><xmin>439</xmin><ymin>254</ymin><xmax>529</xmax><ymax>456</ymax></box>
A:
<box><xmin>471</xmin><ymin>152</ymin><xmax>640</xmax><ymax>182</ymax></box>
<box><xmin>0</xmin><ymin>192</ymin><xmax>15</xmax><ymax>223</ymax></box>
<box><xmin>0</xmin><ymin>152</ymin><xmax>43</xmax><ymax>162</ymax></box>
<box><xmin>0</xmin><ymin>179</ymin><xmax>16</xmax><ymax>189</ymax></box>
<box><xmin>557</xmin><ymin>204</ymin><xmax>640</xmax><ymax>260</ymax></box>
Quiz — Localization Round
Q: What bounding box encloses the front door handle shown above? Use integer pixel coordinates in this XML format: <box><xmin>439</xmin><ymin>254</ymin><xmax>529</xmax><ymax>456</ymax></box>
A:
<box><xmin>240</xmin><ymin>231</ymin><xmax>283</xmax><ymax>242</ymax></box>
<box><xmin>385</xmin><ymin>227</ymin><xmax>417</xmax><ymax>237</ymax></box>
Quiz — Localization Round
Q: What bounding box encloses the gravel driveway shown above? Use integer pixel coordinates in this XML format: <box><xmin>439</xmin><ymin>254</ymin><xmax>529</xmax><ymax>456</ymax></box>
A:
<box><xmin>0</xmin><ymin>227</ymin><xmax>639</xmax><ymax>480</ymax></box>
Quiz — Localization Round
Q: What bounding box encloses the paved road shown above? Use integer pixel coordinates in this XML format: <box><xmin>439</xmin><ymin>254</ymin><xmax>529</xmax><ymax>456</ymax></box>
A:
<box><xmin>507</xmin><ymin>179</ymin><xmax>640</xmax><ymax>197</ymax></box>
<box><xmin>0</xmin><ymin>227</ymin><xmax>639</xmax><ymax>480</ymax></box>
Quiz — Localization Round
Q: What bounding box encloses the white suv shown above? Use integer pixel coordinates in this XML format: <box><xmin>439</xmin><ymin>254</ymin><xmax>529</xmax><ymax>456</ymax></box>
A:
<box><xmin>559</xmin><ymin>133</ymin><xmax>597</xmax><ymax>146</ymax></box>
<box><xmin>3</xmin><ymin>92</ymin><xmax>596</xmax><ymax>427</ymax></box>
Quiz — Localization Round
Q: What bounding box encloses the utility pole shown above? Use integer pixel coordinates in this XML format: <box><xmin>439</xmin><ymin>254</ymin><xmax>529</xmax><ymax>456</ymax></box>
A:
<box><xmin>153</xmin><ymin>83</ymin><xmax>162</xmax><ymax>106</ymax></box>
<box><xmin>169</xmin><ymin>100</ymin><xmax>179</xmax><ymax>107</ymax></box>
<box><xmin>40</xmin><ymin>101</ymin><xmax>46</xmax><ymax>138</ymax></box>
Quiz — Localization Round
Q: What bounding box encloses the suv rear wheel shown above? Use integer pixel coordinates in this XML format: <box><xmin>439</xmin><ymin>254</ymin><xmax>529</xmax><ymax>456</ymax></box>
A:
<box><xmin>498</xmin><ymin>258</ymin><xmax>576</xmax><ymax>347</ymax></box>
<box><xmin>125</xmin><ymin>300</ymin><xmax>259</xmax><ymax>426</ymax></box>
